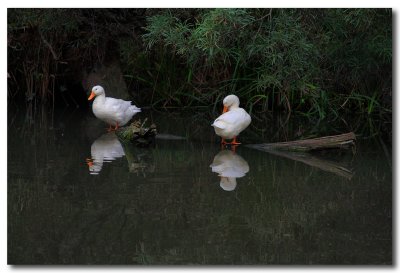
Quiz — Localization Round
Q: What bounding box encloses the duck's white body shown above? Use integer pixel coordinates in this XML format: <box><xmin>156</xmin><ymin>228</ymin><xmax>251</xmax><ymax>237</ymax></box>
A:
<box><xmin>88</xmin><ymin>132</ymin><xmax>125</xmax><ymax>174</ymax></box>
<box><xmin>210</xmin><ymin>150</ymin><xmax>249</xmax><ymax>191</ymax></box>
<box><xmin>89</xmin><ymin>85</ymin><xmax>141</xmax><ymax>128</ymax></box>
<box><xmin>212</xmin><ymin>95</ymin><xmax>251</xmax><ymax>141</ymax></box>
<box><xmin>212</xmin><ymin>108</ymin><xmax>251</xmax><ymax>139</ymax></box>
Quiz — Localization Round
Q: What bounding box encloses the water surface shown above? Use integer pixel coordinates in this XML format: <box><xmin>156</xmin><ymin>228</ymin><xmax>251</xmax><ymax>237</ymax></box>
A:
<box><xmin>8</xmin><ymin>107</ymin><xmax>392</xmax><ymax>264</ymax></box>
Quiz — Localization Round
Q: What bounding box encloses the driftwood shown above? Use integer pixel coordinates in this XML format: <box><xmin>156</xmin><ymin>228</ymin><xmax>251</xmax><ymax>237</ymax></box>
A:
<box><xmin>246</xmin><ymin>132</ymin><xmax>356</xmax><ymax>152</ymax></box>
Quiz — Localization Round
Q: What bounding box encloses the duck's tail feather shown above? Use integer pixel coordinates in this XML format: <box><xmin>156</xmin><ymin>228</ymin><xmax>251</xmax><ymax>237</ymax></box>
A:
<box><xmin>212</xmin><ymin>120</ymin><xmax>227</xmax><ymax>129</ymax></box>
<box><xmin>130</xmin><ymin>105</ymin><xmax>141</xmax><ymax>113</ymax></box>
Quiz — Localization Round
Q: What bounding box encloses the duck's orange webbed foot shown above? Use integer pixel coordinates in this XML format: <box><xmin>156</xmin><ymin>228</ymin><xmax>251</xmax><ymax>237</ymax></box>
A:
<box><xmin>107</xmin><ymin>123</ymin><xmax>119</xmax><ymax>132</ymax></box>
<box><xmin>230</xmin><ymin>137</ymin><xmax>241</xmax><ymax>145</ymax></box>
<box><xmin>220</xmin><ymin>139</ymin><xmax>226</xmax><ymax>149</ymax></box>
<box><xmin>85</xmin><ymin>158</ymin><xmax>93</xmax><ymax>167</ymax></box>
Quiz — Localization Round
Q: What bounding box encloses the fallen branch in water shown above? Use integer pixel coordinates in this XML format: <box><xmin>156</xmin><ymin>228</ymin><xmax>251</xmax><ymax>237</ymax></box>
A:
<box><xmin>246</xmin><ymin>132</ymin><xmax>356</xmax><ymax>152</ymax></box>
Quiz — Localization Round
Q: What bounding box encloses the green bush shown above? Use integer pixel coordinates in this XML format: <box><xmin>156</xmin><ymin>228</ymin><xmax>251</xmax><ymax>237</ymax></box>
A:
<box><xmin>140</xmin><ymin>8</ymin><xmax>391</xmax><ymax>118</ymax></box>
<box><xmin>7</xmin><ymin>8</ymin><xmax>392</xmax><ymax>120</ymax></box>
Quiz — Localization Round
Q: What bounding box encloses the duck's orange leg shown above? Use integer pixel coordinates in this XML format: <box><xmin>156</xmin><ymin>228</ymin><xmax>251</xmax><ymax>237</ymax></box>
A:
<box><xmin>230</xmin><ymin>137</ymin><xmax>241</xmax><ymax>145</ymax></box>
<box><xmin>106</xmin><ymin>123</ymin><xmax>119</xmax><ymax>132</ymax></box>
<box><xmin>232</xmin><ymin>145</ymin><xmax>237</xmax><ymax>153</ymax></box>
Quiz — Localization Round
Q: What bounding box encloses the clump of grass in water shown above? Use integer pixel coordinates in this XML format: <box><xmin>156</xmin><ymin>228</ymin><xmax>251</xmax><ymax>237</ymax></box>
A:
<box><xmin>115</xmin><ymin>118</ymin><xmax>157</xmax><ymax>146</ymax></box>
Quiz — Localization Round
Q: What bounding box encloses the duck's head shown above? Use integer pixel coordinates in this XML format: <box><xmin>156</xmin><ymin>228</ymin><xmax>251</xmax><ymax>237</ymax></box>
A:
<box><xmin>88</xmin><ymin>85</ymin><xmax>105</xmax><ymax>100</ymax></box>
<box><xmin>222</xmin><ymin>95</ymin><xmax>240</xmax><ymax>113</ymax></box>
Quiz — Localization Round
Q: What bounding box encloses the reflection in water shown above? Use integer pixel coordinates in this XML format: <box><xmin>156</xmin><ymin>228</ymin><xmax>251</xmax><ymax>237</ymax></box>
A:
<box><xmin>123</xmin><ymin>142</ymin><xmax>155</xmax><ymax>176</ymax></box>
<box><xmin>86</xmin><ymin>132</ymin><xmax>125</xmax><ymax>175</ymax></box>
<box><xmin>8</xmin><ymin>109</ymin><xmax>392</xmax><ymax>264</ymax></box>
<box><xmin>210</xmin><ymin>149</ymin><xmax>249</xmax><ymax>191</ymax></box>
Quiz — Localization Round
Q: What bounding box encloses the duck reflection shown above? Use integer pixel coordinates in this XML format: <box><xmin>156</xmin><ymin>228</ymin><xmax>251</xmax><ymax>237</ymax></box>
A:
<box><xmin>210</xmin><ymin>150</ymin><xmax>249</xmax><ymax>191</ymax></box>
<box><xmin>86</xmin><ymin>132</ymin><xmax>125</xmax><ymax>175</ymax></box>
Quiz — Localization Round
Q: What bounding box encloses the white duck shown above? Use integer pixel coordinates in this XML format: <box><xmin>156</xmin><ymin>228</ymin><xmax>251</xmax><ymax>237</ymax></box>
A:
<box><xmin>88</xmin><ymin>85</ymin><xmax>141</xmax><ymax>131</ymax></box>
<box><xmin>211</xmin><ymin>95</ymin><xmax>251</xmax><ymax>145</ymax></box>
<box><xmin>86</xmin><ymin>132</ymin><xmax>125</xmax><ymax>175</ymax></box>
<box><xmin>210</xmin><ymin>150</ymin><xmax>250</xmax><ymax>191</ymax></box>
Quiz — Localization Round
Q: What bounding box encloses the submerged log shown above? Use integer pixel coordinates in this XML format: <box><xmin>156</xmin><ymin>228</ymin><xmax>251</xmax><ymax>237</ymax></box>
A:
<box><xmin>246</xmin><ymin>132</ymin><xmax>356</xmax><ymax>179</ymax></box>
<box><xmin>246</xmin><ymin>132</ymin><xmax>356</xmax><ymax>152</ymax></box>
<box><xmin>261</xmin><ymin>149</ymin><xmax>354</xmax><ymax>180</ymax></box>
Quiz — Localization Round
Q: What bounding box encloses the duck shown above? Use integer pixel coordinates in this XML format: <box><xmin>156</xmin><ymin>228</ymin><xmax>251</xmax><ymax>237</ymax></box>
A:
<box><xmin>86</xmin><ymin>132</ymin><xmax>125</xmax><ymax>175</ymax></box>
<box><xmin>210</xmin><ymin>150</ymin><xmax>250</xmax><ymax>191</ymax></box>
<box><xmin>88</xmin><ymin>85</ymin><xmax>141</xmax><ymax>131</ymax></box>
<box><xmin>211</xmin><ymin>94</ymin><xmax>251</xmax><ymax>145</ymax></box>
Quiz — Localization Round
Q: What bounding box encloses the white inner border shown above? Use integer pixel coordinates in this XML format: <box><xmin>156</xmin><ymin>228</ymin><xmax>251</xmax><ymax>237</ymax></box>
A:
<box><xmin>2</xmin><ymin>1</ymin><xmax>398</xmax><ymax>272</ymax></box>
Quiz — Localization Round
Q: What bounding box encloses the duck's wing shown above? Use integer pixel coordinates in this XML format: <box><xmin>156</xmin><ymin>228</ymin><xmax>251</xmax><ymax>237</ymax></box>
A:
<box><xmin>212</xmin><ymin>109</ymin><xmax>247</xmax><ymax>128</ymax></box>
<box><xmin>104</xmin><ymin>97</ymin><xmax>133</xmax><ymax>113</ymax></box>
<box><xmin>212</xmin><ymin>112</ymin><xmax>232</xmax><ymax>129</ymax></box>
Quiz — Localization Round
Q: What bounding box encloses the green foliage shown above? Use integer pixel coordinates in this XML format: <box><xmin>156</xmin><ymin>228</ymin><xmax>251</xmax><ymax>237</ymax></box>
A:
<box><xmin>139</xmin><ymin>8</ymin><xmax>391</xmax><ymax>119</ymax></box>
<box><xmin>320</xmin><ymin>9</ymin><xmax>392</xmax><ymax>91</ymax></box>
<box><xmin>7</xmin><ymin>8</ymin><xmax>392</xmax><ymax>120</ymax></box>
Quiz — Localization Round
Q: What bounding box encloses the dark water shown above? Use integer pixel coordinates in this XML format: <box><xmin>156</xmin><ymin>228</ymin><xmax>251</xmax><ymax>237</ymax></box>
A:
<box><xmin>8</xmin><ymin>106</ymin><xmax>392</xmax><ymax>265</ymax></box>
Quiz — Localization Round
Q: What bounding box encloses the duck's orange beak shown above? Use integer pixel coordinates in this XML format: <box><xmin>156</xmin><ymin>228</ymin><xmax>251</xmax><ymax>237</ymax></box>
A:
<box><xmin>88</xmin><ymin>91</ymin><xmax>96</xmax><ymax>101</ymax></box>
<box><xmin>222</xmin><ymin>106</ymin><xmax>228</xmax><ymax>113</ymax></box>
